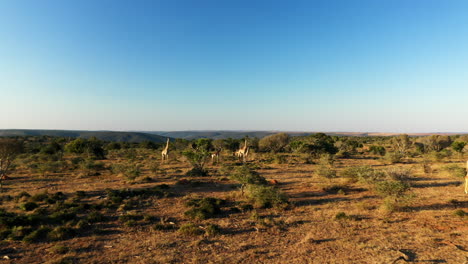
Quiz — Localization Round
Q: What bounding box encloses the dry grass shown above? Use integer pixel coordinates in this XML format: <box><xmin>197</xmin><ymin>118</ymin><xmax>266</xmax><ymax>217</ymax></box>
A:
<box><xmin>0</xmin><ymin>150</ymin><xmax>466</xmax><ymax>263</ymax></box>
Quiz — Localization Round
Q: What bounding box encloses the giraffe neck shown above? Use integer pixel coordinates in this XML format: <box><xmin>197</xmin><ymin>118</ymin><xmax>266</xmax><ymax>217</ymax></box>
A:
<box><xmin>165</xmin><ymin>139</ymin><xmax>169</xmax><ymax>150</ymax></box>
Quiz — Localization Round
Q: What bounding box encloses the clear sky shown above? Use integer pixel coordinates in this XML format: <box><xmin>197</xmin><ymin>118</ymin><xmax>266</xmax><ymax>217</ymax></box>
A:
<box><xmin>1</xmin><ymin>0</ymin><xmax>468</xmax><ymax>132</ymax></box>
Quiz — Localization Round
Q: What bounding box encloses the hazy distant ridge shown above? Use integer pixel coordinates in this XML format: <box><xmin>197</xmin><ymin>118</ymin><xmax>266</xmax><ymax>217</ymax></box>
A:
<box><xmin>1</xmin><ymin>129</ymin><xmax>466</xmax><ymax>142</ymax></box>
<box><xmin>0</xmin><ymin>129</ymin><xmax>169</xmax><ymax>143</ymax></box>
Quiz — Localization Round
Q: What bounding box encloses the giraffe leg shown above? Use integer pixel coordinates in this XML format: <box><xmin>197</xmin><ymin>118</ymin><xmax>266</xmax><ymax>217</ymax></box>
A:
<box><xmin>465</xmin><ymin>175</ymin><xmax>468</xmax><ymax>194</ymax></box>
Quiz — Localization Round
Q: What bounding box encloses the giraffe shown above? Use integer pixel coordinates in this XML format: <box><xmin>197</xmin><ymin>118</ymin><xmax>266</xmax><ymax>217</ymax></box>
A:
<box><xmin>235</xmin><ymin>139</ymin><xmax>249</xmax><ymax>162</ymax></box>
<box><xmin>465</xmin><ymin>160</ymin><xmax>468</xmax><ymax>194</ymax></box>
<box><xmin>161</xmin><ymin>138</ymin><xmax>170</xmax><ymax>162</ymax></box>
<box><xmin>211</xmin><ymin>148</ymin><xmax>222</xmax><ymax>164</ymax></box>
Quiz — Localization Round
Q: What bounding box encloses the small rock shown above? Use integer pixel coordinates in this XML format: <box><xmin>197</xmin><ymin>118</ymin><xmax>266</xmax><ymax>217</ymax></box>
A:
<box><xmin>3</xmin><ymin>256</ymin><xmax>10</xmax><ymax>260</ymax></box>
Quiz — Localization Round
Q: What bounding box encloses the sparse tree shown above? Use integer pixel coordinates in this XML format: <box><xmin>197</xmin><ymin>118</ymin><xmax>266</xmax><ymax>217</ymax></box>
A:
<box><xmin>258</xmin><ymin>133</ymin><xmax>290</xmax><ymax>153</ymax></box>
<box><xmin>391</xmin><ymin>134</ymin><xmax>411</xmax><ymax>155</ymax></box>
<box><xmin>304</xmin><ymin>133</ymin><xmax>338</xmax><ymax>157</ymax></box>
<box><xmin>182</xmin><ymin>138</ymin><xmax>213</xmax><ymax>176</ymax></box>
<box><xmin>65</xmin><ymin>138</ymin><xmax>106</xmax><ymax>159</ymax></box>
<box><xmin>417</xmin><ymin>135</ymin><xmax>452</xmax><ymax>152</ymax></box>
<box><xmin>220</xmin><ymin>138</ymin><xmax>240</xmax><ymax>153</ymax></box>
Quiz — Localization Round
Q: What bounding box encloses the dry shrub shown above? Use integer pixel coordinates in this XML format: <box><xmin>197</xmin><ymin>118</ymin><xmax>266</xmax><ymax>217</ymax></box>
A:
<box><xmin>341</xmin><ymin>166</ymin><xmax>385</xmax><ymax>184</ymax></box>
<box><xmin>441</xmin><ymin>164</ymin><xmax>466</xmax><ymax>179</ymax></box>
<box><xmin>385</xmin><ymin>167</ymin><xmax>412</xmax><ymax>181</ymax></box>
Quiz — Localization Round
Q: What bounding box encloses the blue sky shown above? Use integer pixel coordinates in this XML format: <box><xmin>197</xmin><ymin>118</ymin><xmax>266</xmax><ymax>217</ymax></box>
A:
<box><xmin>1</xmin><ymin>0</ymin><xmax>468</xmax><ymax>132</ymax></box>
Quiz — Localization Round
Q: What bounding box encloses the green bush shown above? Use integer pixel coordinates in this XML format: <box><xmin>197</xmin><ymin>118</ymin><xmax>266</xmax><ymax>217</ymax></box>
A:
<box><xmin>273</xmin><ymin>154</ymin><xmax>287</xmax><ymax>164</ymax></box>
<box><xmin>86</xmin><ymin>211</ymin><xmax>105</xmax><ymax>223</ymax></box>
<box><xmin>375</xmin><ymin>180</ymin><xmax>410</xmax><ymax>197</ymax></box>
<box><xmin>29</xmin><ymin>192</ymin><xmax>49</xmax><ymax>202</ymax></box>
<box><xmin>49</xmin><ymin>244</ymin><xmax>70</xmax><ymax>254</ymax></box>
<box><xmin>185</xmin><ymin>167</ymin><xmax>209</xmax><ymax>177</ymax></box>
<box><xmin>48</xmin><ymin>226</ymin><xmax>76</xmax><ymax>241</ymax></box>
<box><xmin>75</xmin><ymin>191</ymin><xmax>86</xmax><ymax>198</ymax></box>
<box><xmin>8</xmin><ymin>226</ymin><xmax>32</xmax><ymax>240</ymax></box>
<box><xmin>258</xmin><ymin>133</ymin><xmax>290</xmax><ymax>153</ymax></box>
<box><xmin>184</xmin><ymin>197</ymin><xmax>225</xmax><ymax>220</ymax></box>
<box><xmin>441</xmin><ymin>164</ymin><xmax>466</xmax><ymax>179</ymax></box>
<box><xmin>19</xmin><ymin>202</ymin><xmax>39</xmax><ymax>211</ymax></box>
<box><xmin>369</xmin><ymin>145</ymin><xmax>386</xmax><ymax>156</ymax></box>
<box><xmin>230</xmin><ymin>166</ymin><xmax>267</xmax><ymax>185</ymax></box>
<box><xmin>384</xmin><ymin>152</ymin><xmax>403</xmax><ymax>164</ymax></box>
<box><xmin>322</xmin><ymin>184</ymin><xmax>348</xmax><ymax>194</ymax></box>
<box><xmin>16</xmin><ymin>191</ymin><xmax>31</xmax><ymax>200</ymax></box>
<box><xmin>453</xmin><ymin>209</ymin><xmax>467</xmax><ymax>218</ymax></box>
<box><xmin>153</xmin><ymin>222</ymin><xmax>177</xmax><ymax>231</ymax></box>
<box><xmin>318</xmin><ymin>153</ymin><xmax>335</xmax><ymax>166</ymax></box>
<box><xmin>427</xmin><ymin>150</ymin><xmax>451</xmax><ymax>162</ymax></box>
<box><xmin>22</xmin><ymin>226</ymin><xmax>52</xmax><ymax>243</ymax></box>
<box><xmin>334</xmin><ymin>212</ymin><xmax>349</xmax><ymax>220</ymax></box>
<box><xmin>79</xmin><ymin>159</ymin><xmax>106</xmax><ymax>176</ymax></box>
<box><xmin>119</xmin><ymin>214</ymin><xmax>144</xmax><ymax>223</ymax></box>
<box><xmin>316</xmin><ymin>165</ymin><xmax>337</xmax><ymax>179</ymax></box>
<box><xmin>205</xmin><ymin>224</ymin><xmax>221</xmax><ymax>236</ymax></box>
<box><xmin>178</xmin><ymin>223</ymin><xmax>204</xmax><ymax>236</ymax></box>
<box><xmin>245</xmin><ymin>185</ymin><xmax>289</xmax><ymax>209</ymax></box>
<box><xmin>341</xmin><ymin>166</ymin><xmax>385</xmax><ymax>184</ymax></box>
<box><xmin>111</xmin><ymin>163</ymin><xmax>141</xmax><ymax>180</ymax></box>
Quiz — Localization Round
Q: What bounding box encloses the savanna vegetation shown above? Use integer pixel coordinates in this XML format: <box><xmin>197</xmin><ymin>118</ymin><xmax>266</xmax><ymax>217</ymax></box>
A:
<box><xmin>0</xmin><ymin>133</ymin><xmax>466</xmax><ymax>263</ymax></box>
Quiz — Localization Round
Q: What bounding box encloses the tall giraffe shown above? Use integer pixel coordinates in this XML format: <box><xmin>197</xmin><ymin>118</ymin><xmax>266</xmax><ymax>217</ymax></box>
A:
<box><xmin>235</xmin><ymin>139</ymin><xmax>249</xmax><ymax>162</ymax></box>
<box><xmin>161</xmin><ymin>138</ymin><xmax>170</xmax><ymax>162</ymax></box>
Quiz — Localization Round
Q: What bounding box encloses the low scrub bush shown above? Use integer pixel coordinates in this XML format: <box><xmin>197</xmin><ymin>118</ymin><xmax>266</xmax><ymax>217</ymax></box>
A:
<box><xmin>453</xmin><ymin>209</ymin><xmax>467</xmax><ymax>218</ymax></box>
<box><xmin>441</xmin><ymin>164</ymin><xmax>466</xmax><ymax>179</ymax></box>
<box><xmin>185</xmin><ymin>167</ymin><xmax>209</xmax><ymax>177</ymax></box>
<box><xmin>427</xmin><ymin>150</ymin><xmax>452</xmax><ymax>162</ymax></box>
<box><xmin>245</xmin><ymin>185</ymin><xmax>289</xmax><ymax>209</ymax></box>
<box><xmin>334</xmin><ymin>212</ymin><xmax>360</xmax><ymax>221</ymax></box>
<box><xmin>22</xmin><ymin>226</ymin><xmax>51</xmax><ymax>243</ymax></box>
<box><xmin>111</xmin><ymin>163</ymin><xmax>142</xmax><ymax>181</ymax></box>
<box><xmin>205</xmin><ymin>224</ymin><xmax>221</xmax><ymax>236</ymax></box>
<box><xmin>49</xmin><ymin>244</ymin><xmax>70</xmax><ymax>254</ymax></box>
<box><xmin>334</xmin><ymin>212</ymin><xmax>349</xmax><ymax>221</ymax></box>
<box><xmin>385</xmin><ymin>167</ymin><xmax>412</xmax><ymax>182</ymax></box>
<box><xmin>318</xmin><ymin>153</ymin><xmax>335</xmax><ymax>166</ymax></box>
<box><xmin>178</xmin><ymin>223</ymin><xmax>204</xmax><ymax>236</ymax></box>
<box><xmin>374</xmin><ymin>180</ymin><xmax>410</xmax><ymax>197</ymax></box>
<box><xmin>105</xmin><ymin>185</ymin><xmax>171</xmax><ymax>205</ymax></box>
<box><xmin>316</xmin><ymin>165</ymin><xmax>337</xmax><ymax>179</ymax></box>
<box><xmin>118</xmin><ymin>213</ymin><xmax>144</xmax><ymax>223</ymax></box>
<box><xmin>184</xmin><ymin>197</ymin><xmax>225</xmax><ymax>220</ymax></box>
<box><xmin>273</xmin><ymin>154</ymin><xmax>287</xmax><ymax>164</ymax></box>
<box><xmin>86</xmin><ymin>211</ymin><xmax>105</xmax><ymax>223</ymax></box>
<box><xmin>79</xmin><ymin>159</ymin><xmax>106</xmax><ymax>176</ymax></box>
<box><xmin>322</xmin><ymin>184</ymin><xmax>348</xmax><ymax>194</ymax></box>
<box><xmin>19</xmin><ymin>202</ymin><xmax>39</xmax><ymax>211</ymax></box>
<box><xmin>48</xmin><ymin>226</ymin><xmax>76</xmax><ymax>241</ymax></box>
<box><xmin>384</xmin><ymin>152</ymin><xmax>404</xmax><ymax>164</ymax></box>
<box><xmin>341</xmin><ymin>166</ymin><xmax>385</xmax><ymax>184</ymax></box>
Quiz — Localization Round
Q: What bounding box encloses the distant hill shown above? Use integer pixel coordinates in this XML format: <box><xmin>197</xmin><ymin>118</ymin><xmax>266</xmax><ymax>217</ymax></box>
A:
<box><xmin>0</xmin><ymin>130</ymin><xmax>170</xmax><ymax>143</ymax></box>
<box><xmin>144</xmin><ymin>130</ymin><xmax>468</xmax><ymax>140</ymax></box>
<box><xmin>144</xmin><ymin>131</ymin><xmax>363</xmax><ymax>139</ymax></box>
<box><xmin>146</xmin><ymin>131</ymin><xmax>283</xmax><ymax>140</ymax></box>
